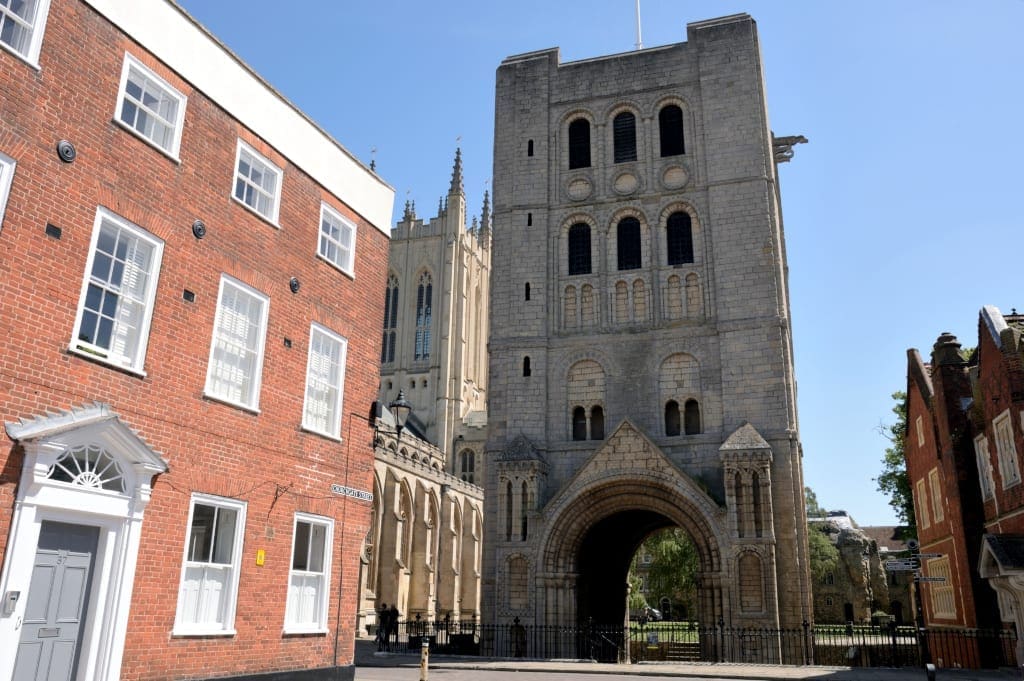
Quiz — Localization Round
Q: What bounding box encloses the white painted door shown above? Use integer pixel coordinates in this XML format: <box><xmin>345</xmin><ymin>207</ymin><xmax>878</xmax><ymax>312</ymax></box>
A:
<box><xmin>13</xmin><ymin>522</ymin><xmax>99</xmax><ymax>681</ymax></box>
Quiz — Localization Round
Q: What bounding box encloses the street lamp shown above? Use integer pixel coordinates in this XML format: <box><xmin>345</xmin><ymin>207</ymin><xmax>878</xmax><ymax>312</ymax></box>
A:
<box><xmin>389</xmin><ymin>390</ymin><xmax>412</xmax><ymax>441</ymax></box>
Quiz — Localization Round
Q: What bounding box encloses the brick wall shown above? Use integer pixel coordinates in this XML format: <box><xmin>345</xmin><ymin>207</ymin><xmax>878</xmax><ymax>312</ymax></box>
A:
<box><xmin>0</xmin><ymin>0</ymin><xmax>389</xmax><ymax>678</ymax></box>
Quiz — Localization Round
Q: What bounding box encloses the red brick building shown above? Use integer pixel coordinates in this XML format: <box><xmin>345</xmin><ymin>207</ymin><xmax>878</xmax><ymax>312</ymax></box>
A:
<box><xmin>906</xmin><ymin>306</ymin><xmax>1024</xmax><ymax>659</ymax></box>
<box><xmin>0</xmin><ymin>1</ymin><xmax>393</xmax><ymax>680</ymax></box>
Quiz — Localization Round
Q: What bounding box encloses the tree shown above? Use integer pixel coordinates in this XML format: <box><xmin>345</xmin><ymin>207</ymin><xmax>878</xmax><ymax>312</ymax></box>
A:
<box><xmin>629</xmin><ymin>527</ymin><xmax>700</xmax><ymax>619</ymax></box>
<box><xmin>807</xmin><ymin>523</ymin><xmax>840</xmax><ymax>582</ymax></box>
<box><xmin>805</xmin><ymin>486</ymin><xmax>826</xmax><ymax>519</ymax></box>
<box><xmin>875</xmin><ymin>390</ymin><xmax>917</xmax><ymax>538</ymax></box>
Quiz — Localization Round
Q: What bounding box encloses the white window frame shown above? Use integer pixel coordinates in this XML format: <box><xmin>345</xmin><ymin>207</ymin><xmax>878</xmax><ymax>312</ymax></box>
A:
<box><xmin>232</xmin><ymin>140</ymin><xmax>281</xmax><ymax>225</ymax></box>
<box><xmin>114</xmin><ymin>52</ymin><xmax>187</xmax><ymax>159</ymax></box>
<box><xmin>928</xmin><ymin>467</ymin><xmax>944</xmax><ymax>523</ymax></box>
<box><xmin>204</xmin><ymin>275</ymin><xmax>269</xmax><ymax>411</ymax></box>
<box><xmin>994</xmin><ymin>409</ymin><xmax>1021</xmax><ymax>488</ymax></box>
<box><xmin>285</xmin><ymin>513</ymin><xmax>333</xmax><ymax>634</ymax></box>
<box><xmin>916</xmin><ymin>478</ymin><xmax>930</xmax><ymax>530</ymax></box>
<box><xmin>975</xmin><ymin>434</ymin><xmax>995</xmax><ymax>501</ymax></box>
<box><xmin>69</xmin><ymin>207</ymin><xmax>164</xmax><ymax>374</ymax></box>
<box><xmin>0</xmin><ymin>151</ymin><xmax>15</xmax><ymax>232</ymax></box>
<box><xmin>173</xmin><ymin>494</ymin><xmax>247</xmax><ymax>636</ymax></box>
<box><xmin>0</xmin><ymin>0</ymin><xmax>51</xmax><ymax>67</ymax></box>
<box><xmin>301</xmin><ymin>323</ymin><xmax>347</xmax><ymax>439</ymax></box>
<box><xmin>317</xmin><ymin>202</ymin><xmax>356</xmax><ymax>277</ymax></box>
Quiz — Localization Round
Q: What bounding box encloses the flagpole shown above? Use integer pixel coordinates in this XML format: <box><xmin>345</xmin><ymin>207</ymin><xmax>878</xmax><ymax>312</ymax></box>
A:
<box><xmin>635</xmin><ymin>0</ymin><xmax>643</xmax><ymax>50</ymax></box>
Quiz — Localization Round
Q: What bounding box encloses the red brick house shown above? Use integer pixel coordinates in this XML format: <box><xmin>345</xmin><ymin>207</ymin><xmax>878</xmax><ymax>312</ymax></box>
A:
<box><xmin>0</xmin><ymin>1</ymin><xmax>393</xmax><ymax>680</ymax></box>
<box><xmin>906</xmin><ymin>306</ymin><xmax>1024</xmax><ymax>659</ymax></box>
<box><xmin>973</xmin><ymin>306</ymin><xmax>1024</xmax><ymax>662</ymax></box>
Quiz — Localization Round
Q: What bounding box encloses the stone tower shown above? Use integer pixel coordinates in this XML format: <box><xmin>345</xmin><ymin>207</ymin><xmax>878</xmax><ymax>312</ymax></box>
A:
<box><xmin>379</xmin><ymin>149</ymin><xmax>491</xmax><ymax>483</ymax></box>
<box><xmin>483</xmin><ymin>13</ymin><xmax>812</xmax><ymax>653</ymax></box>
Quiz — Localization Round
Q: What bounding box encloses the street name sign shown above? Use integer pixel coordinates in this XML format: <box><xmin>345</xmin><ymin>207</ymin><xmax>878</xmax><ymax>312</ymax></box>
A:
<box><xmin>917</xmin><ymin>576</ymin><xmax>947</xmax><ymax>582</ymax></box>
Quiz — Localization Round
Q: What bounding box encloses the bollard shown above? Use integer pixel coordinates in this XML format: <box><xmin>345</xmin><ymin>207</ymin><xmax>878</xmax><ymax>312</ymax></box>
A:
<box><xmin>925</xmin><ymin>663</ymin><xmax>936</xmax><ymax>681</ymax></box>
<box><xmin>420</xmin><ymin>637</ymin><xmax>429</xmax><ymax>681</ymax></box>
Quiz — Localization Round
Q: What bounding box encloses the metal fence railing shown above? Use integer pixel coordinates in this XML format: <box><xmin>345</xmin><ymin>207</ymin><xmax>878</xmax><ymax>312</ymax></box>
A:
<box><xmin>376</xmin><ymin>617</ymin><xmax>1018</xmax><ymax>669</ymax></box>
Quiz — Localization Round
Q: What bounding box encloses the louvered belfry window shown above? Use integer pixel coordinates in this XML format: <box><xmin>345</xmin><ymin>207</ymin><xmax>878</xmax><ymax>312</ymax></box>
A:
<box><xmin>617</xmin><ymin>217</ymin><xmax>641</xmax><ymax>270</ymax></box>
<box><xmin>613</xmin><ymin>112</ymin><xmax>637</xmax><ymax>163</ymax></box>
<box><xmin>568</xmin><ymin>119</ymin><xmax>591</xmax><ymax>169</ymax></box>
<box><xmin>568</xmin><ymin>223</ymin><xmax>592</xmax><ymax>275</ymax></box>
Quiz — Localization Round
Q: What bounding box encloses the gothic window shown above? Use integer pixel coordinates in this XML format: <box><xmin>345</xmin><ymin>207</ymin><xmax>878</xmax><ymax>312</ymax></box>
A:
<box><xmin>568</xmin><ymin>119</ymin><xmax>591</xmax><ymax>169</ymax></box>
<box><xmin>381</xmin><ymin>275</ymin><xmax>398</xmax><ymax>363</ymax></box>
<box><xmin>659</xmin><ymin>105</ymin><xmax>685</xmax><ymax>157</ymax></box>
<box><xmin>508</xmin><ymin>556</ymin><xmax>528</xmax><ymax>610</ymax></box>
<box><xmin>568</xmin><ymin>223</ymin><xmax>591</xmax><ymax>275</ymax></box>
<box><xmin>752</xmin><ymin>471</ymin><xmax>763</xmax><ymax>538</ymax></box>
<box><xmin>460</xmin><ymin>449</ymin><xmax>475</xmax><ymax>484</ymax></box>
<box><xmin>734</xmin><ymin>472</ymin><xmax>745</xmax><ymax>538</ymax></box>
<box><xmin>617</xmin><ymin>217</ymin><xmax>641</xmax><ymax>270</ymax></box>
<box><xmin>523</xmin><ymin>356</ymin><xmax>531</xmax><ymax>377</ymax></box>
<box><xmin>590</xmin><ymin>405</ymin><xmax>604</xmax><ymax>440</ymax></box>
<box><xmin>666</xmin><ymin>212</ymin><xmax>693</xmax><ymax>265</ymax></box>
<box><xmin>415</xmin><ymin>272</ymin><xmax>432</xmax><ymax>360</ymax></box>
<box><xmin>572</xmin><ymin>406</ymin><xmax>587</xmax><ymax>441</ymax></box>
<box><xmin>684</xmin><ymin>399</ymin><xmax>701</xmax><ymax>435</ymax></box>
<box><xmin>520</xmin><ymin>481</ymin><xmax>529</xmax><ymax>541</ymax></box>
<box><xmin>505</xmin><ymin>481</ymin><xmax>513</xmax><ymax>541</ymax></box>
<box><xmin>397</xmin><ymin>484</ymin><xmax>413</xmax><ymax>567</ymax></box>
<box><xmin>665</xmin><ymin>400</ymin><xmax>681</xmax><ymax>436</ymax></box>
<box><xmin>613</xmin><ymin>111</ymin><xmax>637</xmax><ymax>163</ymax></box>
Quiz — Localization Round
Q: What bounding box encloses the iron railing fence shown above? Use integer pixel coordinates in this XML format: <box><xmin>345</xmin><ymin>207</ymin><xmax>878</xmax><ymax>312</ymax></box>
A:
<box><xmin>378</xmin><ymin>618</ymin><xmax>1017</xmax><ymax>669</ymax></box>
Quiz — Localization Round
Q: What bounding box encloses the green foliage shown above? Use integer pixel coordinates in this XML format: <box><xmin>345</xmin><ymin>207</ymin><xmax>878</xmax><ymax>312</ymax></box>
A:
<box><xmin>628</xmin><ymin>570</ymin><xmax>647</xmax><ymax>611</ymax></box>
<box><xmin>805</xmin><ymin>486</ymin><xmax>826</xmax><ymax>518</ymax></box>
<box><xmin>807</xmin><ymin>523</ymin><xmax>839</xmax><ymax>581</ymax></box>
<box><xmin>629</xmin><ymin>528</ymin><xmax>700</xmax><ymax>616</ymax></box>
<box><xmin>875</xmin><ymin>390</ymin><xmax>917</xmax><ymax>537</ymax></box>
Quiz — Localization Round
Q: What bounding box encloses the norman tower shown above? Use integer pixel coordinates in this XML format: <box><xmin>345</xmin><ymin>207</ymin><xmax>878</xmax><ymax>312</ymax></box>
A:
<box><xmin>484</xmin><ymin>13</ymin><xmax>811</xmax><ymax>651</ymax></box>
<box><xmin>379</xmin><ymin>150</ymin><xmax>491</xmax><ymax>483</ymax></box>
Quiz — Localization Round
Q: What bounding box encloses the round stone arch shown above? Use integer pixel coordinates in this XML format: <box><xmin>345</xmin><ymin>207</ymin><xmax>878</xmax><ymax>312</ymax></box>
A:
<box><xmin>537</xmin><ymin>467</ymin><xmax>728</xmax><ymax>627</ymax></box>
<box><xmin>651</xmin><ymin>95</ymin><xmax>694</xmax><ymax>158</ymax></box>
<box><xmin>557</xmin><ymin>213</ymin><xmax>599</xmax><ymax>279</ymax></box>
<box><xmin>558</xmin><ymin>108</ymin><xmax>598</xmax><ymax>172</ymax></box>
<box><xmin>657</xmin><ymin>201</ymin><xmax>704</xmax><ymax>267</ymax></box>
<box><xmin>606</xmin><ymin>206</ymin><xmax>651</xmax><ymax>272</ymax></box>
<box><xmin>603</xmin><ymin>100</ymin><xmax>646</xmax><ymax>165</ymax></box>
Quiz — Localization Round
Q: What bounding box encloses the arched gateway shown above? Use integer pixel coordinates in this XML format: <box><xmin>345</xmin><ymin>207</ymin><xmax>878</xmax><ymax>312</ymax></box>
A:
<box><xmin>484</xmin><ymin>13</ymin><xmax>812</xmax><ymax>664</ymax></box>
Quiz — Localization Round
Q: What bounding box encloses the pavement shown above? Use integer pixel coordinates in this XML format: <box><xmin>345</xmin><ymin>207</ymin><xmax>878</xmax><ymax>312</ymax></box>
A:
<box><xmin>354</xmin><ymin>639</ymin><xmax>1023</xmax><ymax>681</ymax></box>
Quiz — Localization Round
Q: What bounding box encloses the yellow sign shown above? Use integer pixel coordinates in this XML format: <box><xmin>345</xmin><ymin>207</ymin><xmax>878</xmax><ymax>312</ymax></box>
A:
<box><xmin>256</xmin><ymin>549</ymin><xmax>265</xmax><ymax>566</ymax></box>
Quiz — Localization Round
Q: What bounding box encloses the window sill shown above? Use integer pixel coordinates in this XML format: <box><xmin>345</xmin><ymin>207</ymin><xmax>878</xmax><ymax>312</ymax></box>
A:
<box><xmin>231</xmin><ymin>195</ymin><xmax>280</xmax><ymax>229</ymax></box>
<box><xmin>300</xmin><ymin>425</ymin><xmax>342</xmax><ymax>443</ymax></box>
<box><xmin>68</xmin><ymin>346</ymin><xmax>147</xmax><ymax>378</ymax></box>
<box><xmin>317</xmin><ymin>253</ymin><xmax>355</xmax><ymax>280</ymax></box>
<box><xmin>202</xmin><ymin>391</ymin><xmax>261</xmax><ymax>415</ymax></box>
<box><xmin>172</xmin><ymin>627</ymin><xmax>237</xmax><ymax>638</ymax></box>
<box><xmin>283</xmin><ymin>626</ymin><xmax>328</xmax><ymax>636</ymax></box>
<box><xmin>0</xmin><ymin>41</ymin><xmax>41</xmax><ymax>70</ymax></box>
<box><xmin>112</xmin><ymin>118</ymin><xmax>182</xmax><ymax>163</ymax></box>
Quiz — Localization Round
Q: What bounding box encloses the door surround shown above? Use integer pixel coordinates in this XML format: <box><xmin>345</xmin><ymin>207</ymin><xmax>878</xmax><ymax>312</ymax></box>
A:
<box><xmin>1</xmin><ymin>404</ymin><xmax>167</xmax><ymax>681</ymax></box>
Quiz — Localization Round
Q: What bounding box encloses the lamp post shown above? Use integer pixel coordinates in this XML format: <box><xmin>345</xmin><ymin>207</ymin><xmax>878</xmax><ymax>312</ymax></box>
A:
<box><xmin>389</xmin><ymin>390</ymin><xmax>412</xmax><ymax>441</ymax></box>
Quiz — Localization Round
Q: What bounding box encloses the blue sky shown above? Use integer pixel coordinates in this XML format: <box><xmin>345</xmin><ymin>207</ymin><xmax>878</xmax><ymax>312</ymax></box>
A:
<box><xmin>176</xmin><ymin>0</ymin><xmax>1024</xmax><ymax>527</ymax></box>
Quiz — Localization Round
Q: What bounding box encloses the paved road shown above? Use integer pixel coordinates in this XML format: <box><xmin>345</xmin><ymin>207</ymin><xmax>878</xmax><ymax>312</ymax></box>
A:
<box><xmin>356</xmin><ymin>669</ymin><xmax>739</xmax><ymax>681</ymax></box>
